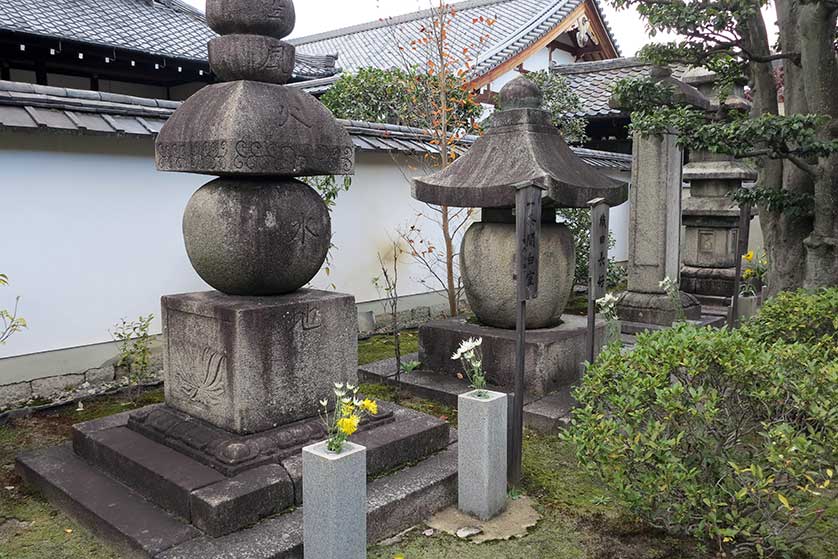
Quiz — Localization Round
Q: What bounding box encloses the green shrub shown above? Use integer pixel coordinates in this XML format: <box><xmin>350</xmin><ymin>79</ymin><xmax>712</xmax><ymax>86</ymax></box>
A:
<box><xmin>556</xmin><ymin>208</ymin><xmax>627</xmax><ymax>289</ymax></box>
<box><xmin>566</xmin><ymin>321</ymin><xmax>837</xmax><ymax>557</ymax></box>
<box><xmin>742</xmin><ymin>288</ymin><xmax>838</xmax><ymax>358</ymax></box>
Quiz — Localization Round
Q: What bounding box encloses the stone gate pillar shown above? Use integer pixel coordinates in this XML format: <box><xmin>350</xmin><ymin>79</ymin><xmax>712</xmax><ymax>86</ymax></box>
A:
<box><xmin>616</xmin><ymin>130</ymin><xmax>701</xmax><ymax>325</ymax></box>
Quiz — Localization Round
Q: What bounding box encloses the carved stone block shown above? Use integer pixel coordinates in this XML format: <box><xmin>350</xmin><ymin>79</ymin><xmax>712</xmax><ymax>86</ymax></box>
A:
<box><xmin>208</xmin><ymin>35</ymin><xmax>295</xmax><ymax>84</ymax></box>
<box><xmin>162</xmin><ymin>289</ymin><xmax>358</xmax><ymax>434</ymax></box>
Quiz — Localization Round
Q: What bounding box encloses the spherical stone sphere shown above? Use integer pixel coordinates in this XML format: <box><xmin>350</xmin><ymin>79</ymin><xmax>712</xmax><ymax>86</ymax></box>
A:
<box><xmin>460</xmin><ymin>221</ymin><xmax>575</xmax><ymax>329</ymax></box>
<box><xmin>183</xmin><ymin>178</ymin><xmax>330</xmax><ymax>296</ymax></box>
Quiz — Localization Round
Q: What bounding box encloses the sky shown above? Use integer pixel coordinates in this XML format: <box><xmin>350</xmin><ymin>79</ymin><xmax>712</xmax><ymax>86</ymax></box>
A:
<box><xmin>182</xmin><ymin>1</ymin><xmax>779</xmax><ymax>59</ymax></box>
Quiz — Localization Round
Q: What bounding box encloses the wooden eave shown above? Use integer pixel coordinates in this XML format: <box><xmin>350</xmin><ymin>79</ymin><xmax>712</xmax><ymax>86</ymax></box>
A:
<box><xmin>470</xmin><ymin>0</ymin><xmax>619</xmax><ymax>90</ymax></box>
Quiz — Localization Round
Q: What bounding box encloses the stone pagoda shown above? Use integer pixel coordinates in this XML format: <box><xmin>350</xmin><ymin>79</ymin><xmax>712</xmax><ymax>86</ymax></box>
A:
<box><xmin>17</xmin><ymin>1</ymin><xmax>456</xmax><ymax>556</ymax></box>
<box><xmin>415</xmin><ymin>77</ymin><xmax>628</xmax><ymax>398</ymax></box>
<box><xmin>680</xmin><ymin>67</ymin><xmax>757</xmax><ymax>306</ymax></box>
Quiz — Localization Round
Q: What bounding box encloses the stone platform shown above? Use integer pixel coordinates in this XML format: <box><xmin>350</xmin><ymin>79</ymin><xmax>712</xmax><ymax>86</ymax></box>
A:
<box><xmin>359</xmin><ymin>354</ymin><xmax>577</xmax><ymax>433</ymax></box>
<box><xmin>17</xmin><ymin>401</ymin><xmax>454</xmax><ymax>558</ymax></box>
<box><xmin>418</xmin><ymin>314</ymin><xmax>603</xmax><ymax>398</ymax></box>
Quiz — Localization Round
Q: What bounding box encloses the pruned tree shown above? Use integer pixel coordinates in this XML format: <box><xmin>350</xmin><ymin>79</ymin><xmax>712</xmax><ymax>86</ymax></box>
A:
<box><xmin>609</xmin><ymin>0</ymin><xmax>838</xmax><ymax>291</ymax></box>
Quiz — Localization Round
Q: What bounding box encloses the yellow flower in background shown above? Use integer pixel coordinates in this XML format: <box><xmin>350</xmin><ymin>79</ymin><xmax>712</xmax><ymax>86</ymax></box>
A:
<box><xmin>341</xmin><ymin>402</ymin><xmax>354</xmax><ymax>416</ymax></box>
<box><xmin>742</xmin><ymin>268</ymin><xmax>755</xmax><ymax>280</ymax></box>
<box><xmin>743</xmin><ymin>250</ymin><xmax>755</xmax><ymax>262</ymax></box>
<box><xmin>361</xmin><ymin>398</ymin><xmax>378</xmax><ymax>415</ymax></box>
<box><xmin>337</xmin><ymin>415</ymin><xmax>360</xmax><ymax>436</ymax></box>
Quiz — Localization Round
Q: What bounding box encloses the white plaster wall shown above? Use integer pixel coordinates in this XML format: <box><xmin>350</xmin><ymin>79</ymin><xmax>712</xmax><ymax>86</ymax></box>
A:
<box><xmin>489</xmin><ymin>46</ymin><xmax>553</xmax><ymax>91</ymax></box>
<box><xmin>0</xmin><ymin>134</ymin><xmax>443</xmax><ymax>362</ymax></box>
<box><xmin>1</xmin><ymin>134</ymin><xmax>207</xmax><ymax>360</ymax></box>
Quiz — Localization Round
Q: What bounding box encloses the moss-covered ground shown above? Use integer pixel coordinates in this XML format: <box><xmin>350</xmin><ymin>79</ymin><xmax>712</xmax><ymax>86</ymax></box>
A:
<box><xmin>1</xmin><ymin>332</ymin><xmax>835</xmax><ymax>559</ymax></box>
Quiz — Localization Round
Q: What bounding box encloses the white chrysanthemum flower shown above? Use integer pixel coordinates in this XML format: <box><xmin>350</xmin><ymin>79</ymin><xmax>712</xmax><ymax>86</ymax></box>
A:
<box><xmin>319</xmin><ymin>399</ymin><xmax>328</xmax><ymax>407</ymax></box>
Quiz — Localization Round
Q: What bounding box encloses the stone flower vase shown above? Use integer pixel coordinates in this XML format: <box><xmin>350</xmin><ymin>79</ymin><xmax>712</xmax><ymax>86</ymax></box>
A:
<box><xmin>737</xmin><ymin>295</ymin><xmax>760</xmax><ymax>322</ymax></box>
<box><xmin>458</xmin><ymin>389</ymin><xmax>508</xmax><ymax>520</ymax></box>
<box><xmin>302</xmin><ymin>441</ymin><xmax>366</xmax><ymax>559</ymax></box>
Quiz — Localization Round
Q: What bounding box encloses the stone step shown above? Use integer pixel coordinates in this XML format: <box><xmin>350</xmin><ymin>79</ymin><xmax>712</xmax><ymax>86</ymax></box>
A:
<box><xmin>702</xmin><ymin>305</ymin><xmax>730</xmax><ymax>318</ymax></box>
<box><xmin>158</xmin><ymin>444</ymin><xmax>458</xmax><ymax>559</ymax></box>
<box><xmin>70</xmin><ymin>403</ymin><xmax>449</xmax><ymax>537</ymax></box>
<box><xmin>18</xmin><ymin>440</ymin><xmax>458</xmax><ymax>559</ymax></box>
<box><xmin>16</xmin><ymin>443</ymin><xmax>201</xmax><ymax>558</ymax></box>
<box><xmin>75</xmin><ymin>425</ymin><xmax>229</xmax><ymax>521</ymax></box>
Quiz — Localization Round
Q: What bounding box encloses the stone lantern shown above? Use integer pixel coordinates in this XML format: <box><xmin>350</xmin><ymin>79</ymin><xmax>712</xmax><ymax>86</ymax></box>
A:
<box><xmin>414</xmin><ymin>77</ymin><xmax>627</xmax><ymax>329</ymax></box>
<box><xmin>414</xmin><ymin>76</ymin><xmax>628</xmax><ymax>483</ymax></box>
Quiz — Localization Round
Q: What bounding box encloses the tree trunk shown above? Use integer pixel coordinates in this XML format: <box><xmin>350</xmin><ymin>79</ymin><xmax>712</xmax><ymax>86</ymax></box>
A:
<box><xmin>799</xmin><ymin>1</ymin><xmax>838</xmax><ymax>287</ymax></box>
<box><xmin>759</xmin><ymin>0</ymin><xmax>815</xmax><ymax>292</ymax></box>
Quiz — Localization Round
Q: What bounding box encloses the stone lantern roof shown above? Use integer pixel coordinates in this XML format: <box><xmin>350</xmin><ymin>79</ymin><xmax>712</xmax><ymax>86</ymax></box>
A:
<box><xmin>412</xmin><ymin>76</ymin><xmax>628</xmax><ymax>208</ymax></box>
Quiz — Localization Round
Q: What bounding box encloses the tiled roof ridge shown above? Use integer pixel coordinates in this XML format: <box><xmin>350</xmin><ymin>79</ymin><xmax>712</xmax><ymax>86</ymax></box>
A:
<box><xmin>0</xmin><ymin>80</ymin><xmax>180</xmax><ymax>115</ymax></box>
<box><xmin>474</xmin><ymin>0</ymin><xmax>574</xmax><ymax>69</ymax></box>
<box><xmin>149</xmin><ymin>0</ymin><xmax>206</xmax><ymax>20</ymax></box>
<box><xmin>0</xmin><ymin>78</ymin><xmax>631</xmax><ymax>170</ymax></box>
<box><xmin>553</xmin><ymin>56</ymin><xmax>647</xmax><ymax>74</ymax></box>
<box><xmin>289</xmin><ymin>0</ymin><xmax>512</xmax><ymax>46</ymax></box>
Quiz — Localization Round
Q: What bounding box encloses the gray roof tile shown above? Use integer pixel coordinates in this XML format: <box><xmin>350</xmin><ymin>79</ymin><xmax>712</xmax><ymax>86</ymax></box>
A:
<box><xmin>0</xmin><ymin>78</ymin><xmax>630</xmax><ymax>170</ymax></box>
<box><xmin>291</xmin><ymin>0</ymin><xmax>620</xmax><ymax>81</ymax></box>
<box><xmin>0</xmin><ymin>0</ymin><xmax>338</xmax><ymax>79</ymax></box>
<box><xmin>553</xmin><ymin>57</ymin><xmax>686</xmax><ymax>118</ymax></box>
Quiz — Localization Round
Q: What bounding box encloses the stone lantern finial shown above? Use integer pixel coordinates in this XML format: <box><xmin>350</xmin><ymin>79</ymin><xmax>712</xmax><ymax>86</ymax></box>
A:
<box><xmin>499</xmin><ymin>76</ymin><xmax>543</xmax><ymax>109</ymax></box>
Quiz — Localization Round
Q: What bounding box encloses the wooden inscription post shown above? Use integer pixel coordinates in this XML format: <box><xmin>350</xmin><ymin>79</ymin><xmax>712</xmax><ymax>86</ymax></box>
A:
<box><xmin>510</xmin><ymin>183</ymin><xmax>543</xmax><ymax>487</ymax></box>
<box><xmin>586</xmin><ymin>198</ymin><xmax>610</xmax><ymax>363</ymax></box>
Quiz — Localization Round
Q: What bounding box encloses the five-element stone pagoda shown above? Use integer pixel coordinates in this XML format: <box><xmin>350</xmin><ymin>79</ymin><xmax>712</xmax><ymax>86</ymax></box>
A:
<box><xmin>17</xmin><ymin>1</ymin><xmax>456</xmax><ymax>555</ymax></box>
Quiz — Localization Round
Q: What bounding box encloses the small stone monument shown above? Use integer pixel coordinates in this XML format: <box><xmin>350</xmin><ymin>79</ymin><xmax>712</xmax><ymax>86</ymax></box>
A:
<box><xmin>415</xmin><ymin>77</ymin><xmax>628</xmax><ymax>402</ymax></box>
<box><xmin>17</xmin><ymin>1</ymin><xmax>456</xmax><ymax>554</ymax></box>
<box><xmin>612</xmin><ymin>67</ymin><xmax>707</xmax><ymax>326</ymax></box>
<box><xmin>680</xmin><ymin>67</ymin><xmax>757</xmax><ymax>305</ymax></box>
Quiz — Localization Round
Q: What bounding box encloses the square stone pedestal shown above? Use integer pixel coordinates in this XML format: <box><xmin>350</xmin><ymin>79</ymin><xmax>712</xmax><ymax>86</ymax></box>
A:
<box><xmin>419</xmin><ymin>314</ymin><xmax>604</xmax><ymax>397</ymax></box>
<box><xmin>162</xmin><ymin>289</ymin><xmax>357</xmax><ymax>434</ymax></box>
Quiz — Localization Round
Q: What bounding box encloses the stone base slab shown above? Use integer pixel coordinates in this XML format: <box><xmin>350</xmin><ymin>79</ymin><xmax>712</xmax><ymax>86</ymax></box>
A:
<box><xmin>17</xmin><ymin>441</ymin><xmax>458</xmax><ymax>559</ymax></box>
<box><xmin>616</xmin><ymin>290</ymin><xmax>702</xmax><ymax>326</ymax></box>
<box><xmin>33</xmin><ymin>401</ymin><xmax>448</xmax><ymax>540</ymax></box>
<box><xmin>126</xmin><ymin>403</ymin><xmax>394</xmax><ymax>477</ymax></box>
<box><xmin>681</xmin><ymin>265</ymin><xmax>737</xmax><ymax>297</ymax></box>
<box><xmin>358</xmin><ymin>353</ymin><xmax>577</xmax><ymax>433</ymax></box>
<box><xmin>418</xmin><ymin>314</ymin><xmax>603</xmax><ymax>397</ymax></box>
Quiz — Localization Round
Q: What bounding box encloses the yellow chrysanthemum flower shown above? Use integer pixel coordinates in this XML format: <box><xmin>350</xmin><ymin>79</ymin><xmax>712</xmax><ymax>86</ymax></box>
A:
<box><xmin>361</xmin><ymin>398</ymin><xmax>378</xmax><ymax>415</ymax></box>
<box><xmin>337</xmin><ymin>415</ymin><xmax>360</xmax><ymax>436</ymax></box>
<box><xmin>743</xmin><ymin>250</ymin><xmax>754</xmax><ymax>262</ymax></box>
<box><xmin>341</xmin><ymin>402</ymin><xmax>354</xmax><ymax>416</ymax></box>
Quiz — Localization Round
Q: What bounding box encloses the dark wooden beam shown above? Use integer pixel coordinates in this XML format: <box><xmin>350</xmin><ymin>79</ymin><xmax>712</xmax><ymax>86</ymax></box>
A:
<box><xmin>0</xmin><ymin>31</ymin><xmax>212</xmax><ymax>87</ymax></box>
